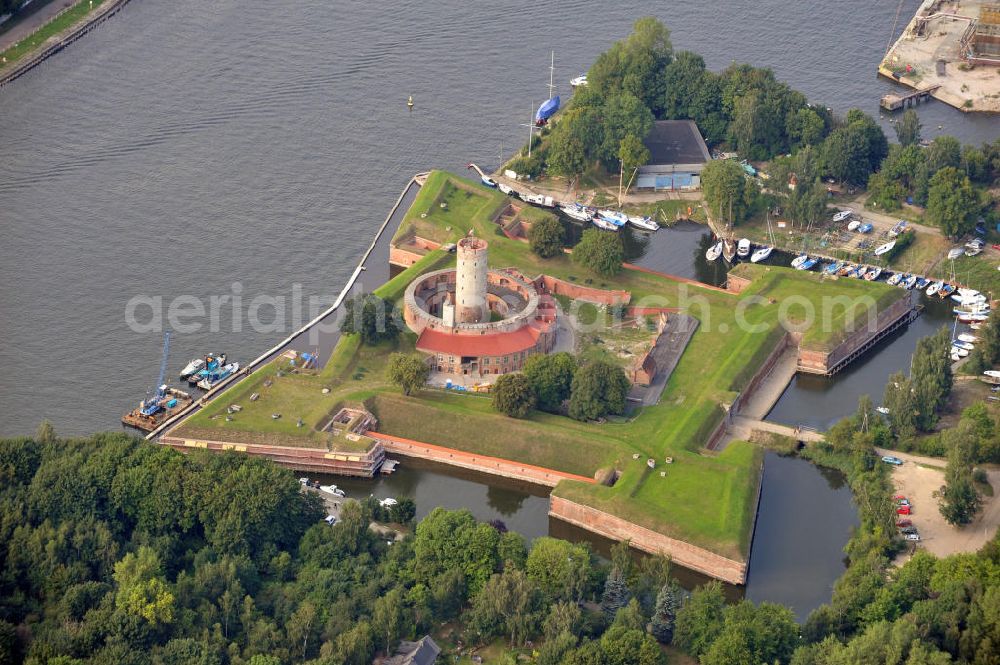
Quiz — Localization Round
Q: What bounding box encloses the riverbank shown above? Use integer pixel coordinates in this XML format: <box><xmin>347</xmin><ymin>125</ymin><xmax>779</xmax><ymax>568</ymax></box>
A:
<box><xmin>0</xmin><ymin>0</ymin><xmax>130</xmax><ymax>88</ymax></box>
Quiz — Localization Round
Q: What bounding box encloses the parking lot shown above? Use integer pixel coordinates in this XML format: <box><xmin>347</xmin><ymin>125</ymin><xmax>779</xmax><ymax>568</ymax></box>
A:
<box><xmin>880</xmin><ymin>449</ymin><xmax>1000</xmax><ymax>559</ymax></box>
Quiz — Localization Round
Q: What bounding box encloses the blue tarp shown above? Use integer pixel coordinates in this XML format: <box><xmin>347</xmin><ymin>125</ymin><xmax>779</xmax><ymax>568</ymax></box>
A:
<box><xmin>535</xmin><ymin>96</ymin><xmax>560</xmax><ymax>122</ymax></box>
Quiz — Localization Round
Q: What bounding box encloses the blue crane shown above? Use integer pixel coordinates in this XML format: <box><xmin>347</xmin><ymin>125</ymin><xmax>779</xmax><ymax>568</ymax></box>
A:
<box><xmin>140</xmin><ymin>331</ymin><xmax>171</xmax><ymax>417</ymax></box>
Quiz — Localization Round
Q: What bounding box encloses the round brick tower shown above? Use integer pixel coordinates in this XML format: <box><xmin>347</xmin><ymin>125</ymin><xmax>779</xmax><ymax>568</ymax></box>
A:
<box><xmin>455</xmin><ymin>232</ymin><xmax>489</xmax><ymax>324</ymax></box>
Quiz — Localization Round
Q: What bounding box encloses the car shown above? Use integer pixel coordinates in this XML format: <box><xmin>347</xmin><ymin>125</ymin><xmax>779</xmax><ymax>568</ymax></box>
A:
<box><xmin>897</xmin><ymin>505</ymin><xmax>911</xmax><ymax>515</ymax></box>
<box><xmin>896</xmin><ymin>519</ymin><xmax>912</xmax><ymax>527</ymax></box>
<box><xmin>905</xmin><ymin>533</ymin><xmax>921</xmax><ymax>542</ymax></box>
<box><xmin>324</xmin><ymin>515</ymin><xmax>337</xmax><ymax>526</ymax></box>
<box><xmin>893</xmin><ymin>494</ymin><xmax>906</xmax><ymax>500</ymax></box>
<box><xmin>901</xmin><ymin>527</ymin><xmax>918</xmax><ymax>535</ymax></box>
<box><xmin>897</xmin><ymin>499</ymin><xmax>910</xmax><ymax>507</ymax></box>
<box><xmin>882</xmin><ymin>456</ymin><xmax>904</xmax><ymax>465</ymax></box>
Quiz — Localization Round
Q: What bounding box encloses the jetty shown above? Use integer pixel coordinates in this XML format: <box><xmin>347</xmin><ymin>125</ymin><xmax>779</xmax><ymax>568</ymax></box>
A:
<box><xmin>880</xmin><ymin>84</ymin><xmax>941</xmax><ymax>111</ymax></box>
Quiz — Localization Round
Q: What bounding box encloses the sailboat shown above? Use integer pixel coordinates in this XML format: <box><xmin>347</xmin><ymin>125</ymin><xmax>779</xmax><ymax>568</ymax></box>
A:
<box><xmin>751</xmin><ymin>209</ymin><xmax>776</xmax><ymax>264</ymax></box>
<box><xmin>722</xmin><ymin>237</ymin><xmax>737</xmax><ymax>263</ymax></box>
<box><xmin>534</xmin><ymin>51</ymin><xmax>560</xmax><ymax>126</ymax></box>
<box><xmin>706</xmin><ymin>241</ymin><xmax>723</xmax><ymax>261</ymax></box>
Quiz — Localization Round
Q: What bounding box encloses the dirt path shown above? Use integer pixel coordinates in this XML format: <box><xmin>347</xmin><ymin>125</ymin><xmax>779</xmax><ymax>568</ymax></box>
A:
<box><xmin>877</xmin><ymin>448</ymin><xmax>1000</xmax><ymax>559</ymax></box>
<box><xmin>0</xmin><ymin>0</ymin><xmax>73</xmax><ymax>52</ymax></box>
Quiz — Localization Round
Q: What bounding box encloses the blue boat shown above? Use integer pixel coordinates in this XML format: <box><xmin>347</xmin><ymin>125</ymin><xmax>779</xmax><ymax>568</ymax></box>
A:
<box><xmin>801</xmin><ymin>257</ymin><xmax>818</xmax><ymax>271</ymax></box>
<box><xmin>824</xmin><ymin>262</ymin><xmax>843</xmax><ymax>275</ymax></box>
<box><xmin>858</xmin><ymin>222</ymin><xmax>873</xmax><ymax>234</ymax></box>
<box><xmin>915</xmin><ymin>277</ymin><xmax>929</xmax><ymax>290</ymax></box>
<box><xmin>535</xmin><ymin>96</ymin><xmax>560</xmax><ymax>125</ymax></box>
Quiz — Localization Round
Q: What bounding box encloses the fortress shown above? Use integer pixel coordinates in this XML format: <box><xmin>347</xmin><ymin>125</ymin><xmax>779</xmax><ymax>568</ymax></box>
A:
<box><xmin>403</xmin><ymin>232</ymin><xmax>556</xmax><ymax>377</ymax></box>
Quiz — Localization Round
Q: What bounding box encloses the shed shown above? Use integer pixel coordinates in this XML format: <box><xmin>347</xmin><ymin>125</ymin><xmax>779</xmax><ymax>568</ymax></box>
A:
<box><xmin>636</xmin><ymin>120</ymin><xmax>711</xmax><ymax>191</ymax></box>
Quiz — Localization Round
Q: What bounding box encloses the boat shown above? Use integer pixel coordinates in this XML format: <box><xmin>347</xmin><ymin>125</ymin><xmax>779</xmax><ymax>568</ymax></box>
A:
<box><xmin>825</xmin><ymin>261</ymin><xmax>843</xmax><ymax>275</ymax></box>
<box><xmin>320</xmin><ymin>485</ymin><xmax>346</xmax><ymax>498</ymax></box>
<box><xmin>966</xmin><ymin>246</ymin><xmax>983</xmax><ymax>257</ymax></box>
<box><xmin>876</xmin><ymin>407</ymin><xmax>890</xmax><ymax>415</ymax></box>
<box><xmin>838</xmin><ymin>264</ymin><xmax>856</xmax><ymax>277</ymax></box>
<box><xmin>628</xmin><ymin>215</ymin><xmax>659</xmax><ymax>231</ymax></box>
<box><xmin>926</xmin><ymin>281</ymin><xmax>942</xmax><ymax>296</ymax></box>
<box><xmin>985</xmin><ymin>370</ymin><xmax>1000</xmax><ymax>379</ymax></box>
<box><xmin>954</xmin><ymin>306</ymin><xmax>990</xmax><ymax>317</ymax></box>
<box><xmin>865</xmin><ymin>267</ymin><xmax>883</xmax><ymax>281</ymax></box>
<box><xmin>570</xmin><ymin>74</ymin><xmax>588</xmax><ymax>87</ymax></box>
<box><xmin>850</xmin><ymin>265</ymin><xmax>868</xmax><ymax>278</ymax></box>
<box><xmin>197</xmin><ymin>362</ymin><xmax>240</xmax><ymax>390</ymax></box>
<box><xmin>887</xmin><ymin>273</ymin><xmax>903</xmax><ymax>286</ymax></box>
<box><xmin>952</xmin><ymin>293</ymin><xmax>986</xmax><ymax>305</ymax></box>
<box><xmin>791</xmin><ymin>254</ymin><xmax>811</xmax><ymax>270</ymax></box>
<box><xmin>597</xmin><ymin>209</ymin><xmax>629</xmax><ymax>227</ymax></box>
<box><xmin>188</xmin><ymin>354</ymin><xmax>227</xmax><ymax>384</ymax></box>
<box><xmin>948</xmin><ymin>247</ymin><xmax>965</xmax><ymax>260</ymax></box>
<box><xmin>560</xmin><ymin>204</ymin><xmax>593</xmax><ymax>222</ymax></box>
<box><xmin>915</xmin><ymin>277</ymin><xmax>929</xmax><ymax>290</ymax></box>
<box><xmin>888</xmin><ymin>220</ymin><xmax>908</xmax><ymax>238</ymax></box>
<box><xmin>958</xmin><ymin>333</ymin><xmax>980</xmax><ymax>344</ymax></box>
<box><xmin>858</xmin><ymin>223</ymin><xmax>873</xmax><ymax>234</ymax></box>
<box><xmin>832</xmin><ymin>210</ymin><xmax>852</xmax><ymax>223</ymax></box>
<box><xmin>379</xmin><ymin>497</ymin><xmax>398</xmax><ymax>508</ymax></box>
<box><xmin>592</xmin><ymin>217</ymin><xmax>620</xmax><ymax>231</ymax></box>
<box><xmin>958</xmin><ymin>288</ymin><xmax>983</xmax><ymax>299</ymax></box>
<box><xmin>953</xmin><ymin>340</ymin><xmax>975</xmax><ymax>351</ymax></box>
<box><xmin>524</xmin><ymin>193</ymin><xmax>556</xmax><ymax>208</ymax></box>
<box><xmin>903</xmin><ymin>274</ymin><xmax>918</xmax><ymax>290</ymax></box>
<box><xmin>847</xmin><ymin>220</ymin><xmax>861</xmax><ymax>232</ymax></box>
<box><xmin>706</xmin><ymin>241</ymin><xmax>723</xmax><ymax>261</ymax></box>
<box><xmin>179</xmin><ymin>358</ymin><xmax>205</xmax><ymax>379</ymax></box>
<box><xmin>939</xmin><ymin>284</ymin><xmax>956</xmax><ymax>298</ymax></box>
<box><xmin>498</xmin><ymin>183</ymin><xmax>515</xmax><ymax>195</ymax></box>
<box><xmin>750</xmin><ymin>245</ymin><xmax>773</xmax><ymax>264</ymax></box>
<box><xmin>737</xmin><ymin>238</ymin><xmax>751</xmax><ymax>258</ymax></box>
<box><xmin>534</xmin><ymin>96</ymin><xmax>560</xmax><ymax>126</ymax></box>
<box><xmin>971</xmin><ymin>322</ymin><xmax>984</xmax><ymax>330</ymax></box>
<box><xmin>722</xmin><ymin>238</ymin><xmax>737</xmax><ymax>263</ymax></box>
<box><xmin>951</xmin><ymin>346</ymin><xmax>970</xmax><ymax>358</ymax></box>
<box><xmin>958</xmin><ymin>313</ymin><xmax>989</xmax><ymax>324</ymax></box>
<box><xmin>481</xmin><ymin>176</ymin><xmax>497</xmax><ymax>188</ymax></box>
<box><xmin>874</xmin><ymin>240</ymin><xmax>896</xmax><ymax>256</ymax></box>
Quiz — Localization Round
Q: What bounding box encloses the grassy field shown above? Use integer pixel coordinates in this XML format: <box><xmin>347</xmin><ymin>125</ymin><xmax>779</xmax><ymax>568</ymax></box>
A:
<box><xmin>180</xmin><ymin>170</ymin><xmax>902</xmax><ymax>561</ymax></box>
<box><xmin>0</xmin><ymin>0</ymin><xmax>106</xmax><ymax>68</ymax></box>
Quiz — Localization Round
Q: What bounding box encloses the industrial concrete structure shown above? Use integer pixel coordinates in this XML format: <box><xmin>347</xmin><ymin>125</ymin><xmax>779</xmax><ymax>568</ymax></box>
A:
<box><xmin>403</xmin><ymin>233</ymin><xmax>556</xmax><ymax>377</ymax></box>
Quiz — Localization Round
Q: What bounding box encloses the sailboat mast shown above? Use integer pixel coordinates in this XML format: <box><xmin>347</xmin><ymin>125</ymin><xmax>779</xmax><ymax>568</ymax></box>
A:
<box><xmin>548</xmin><ymin>50</ymin><xmax>556</xmax><ymax>99</ymax></box>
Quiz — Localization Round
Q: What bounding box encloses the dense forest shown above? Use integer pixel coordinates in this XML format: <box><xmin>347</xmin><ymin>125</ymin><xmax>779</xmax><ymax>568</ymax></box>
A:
<box><xmin>2</xmin><ymin>432</ymin><xmax>1000</xmax><ymax>664</ymax></box>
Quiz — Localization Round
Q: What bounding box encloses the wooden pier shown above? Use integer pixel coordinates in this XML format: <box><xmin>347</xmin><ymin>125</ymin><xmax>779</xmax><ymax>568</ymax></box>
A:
<box><xmin>880</xmin><ymin>84</ymin><xmax>941</xmax><ymax>111</ymax></box>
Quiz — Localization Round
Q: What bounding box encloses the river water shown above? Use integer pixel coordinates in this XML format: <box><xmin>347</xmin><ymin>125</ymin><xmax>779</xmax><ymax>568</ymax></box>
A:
<box><xmin>1</xmin><ymin>0</ymin><xmax>996</xmax><ymax>618</ymax></box>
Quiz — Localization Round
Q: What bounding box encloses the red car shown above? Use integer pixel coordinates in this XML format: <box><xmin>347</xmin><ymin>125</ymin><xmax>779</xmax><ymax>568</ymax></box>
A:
<box><xmin>897</xmin><ymin>505</ymin><xmax>911</xmax><ymax>515</ymax></box>
<box><xmin>894</xmin><ymin>494</ymin><xmax>906</xmax><ymax>501</ymax></box>
<box><xmin>896</xmin><ymin>519</ymin><xmax>912</xmax><ymax>527</ymax></box>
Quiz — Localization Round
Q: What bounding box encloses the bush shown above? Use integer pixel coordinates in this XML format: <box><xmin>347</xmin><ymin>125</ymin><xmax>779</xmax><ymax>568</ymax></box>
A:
<box><xmin>529</xmin><ymin>216</ymin><xmax>565</xmax><ymax>258</ymax></box>
<box><xmin>572</xmin><ymin>229</ymin><xmax>624</xmax><ymax>277</ymax></box>
<box><xmin>492</xmin><ymin>373</ymin><xmax>536</xmax><ymax>418</ymax></box>
<box><xmin>568</xmin><ymin>360</ymin><xmax>630</xmax><ymax>421</ymax></box>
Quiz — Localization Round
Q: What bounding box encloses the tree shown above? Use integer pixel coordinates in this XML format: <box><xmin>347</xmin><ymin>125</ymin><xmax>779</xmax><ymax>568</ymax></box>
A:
<box><xmin>700</xmin><ymin>600</ymin><xmax>799</xmax><ymax>665</ymax></box>
<box><xmin>909</xmin><ymin>327</ymin><xmax>953</xmax><ymax>432</ymax></box>
<box><xmin>787</xmin><ymin>107</ymin><xmax>826</xmax><ymax>148</ymax></box>
<box><xmin>701</xmin><ymin>158</ymin><xmax>756</xmax><ymax>226</ymax></box>
<box><xmin>340</xmin><ymin>293</ymin><xmax>401</xmax><ymax>345</ymax></box>
<box><xmin>599</xmin><ymin>625</ymin><xmax>665</xmax><ymax>665</ymax></box>
<box><xmin>572</xmin><ymin>228</ymin><xmax>625</xmax><ymax>277</ymax></box>
<box><xmin>491</xmin><ymin>373</ymin><xmax>536</xmax><ymax>418</ymax></box>
<box><xmin>660</xmin><ymin>51</ymin><xmax>708</xmax><ymax>119</ymax></box>
<box><xmin>526</xmin><ymin>537</ymin><xmax>592</xmax><ymax>602</ymax></box>
<box><xmin>523</xmin><ymin>352</ymin><xmax>577</xmax><ymax>413</ymax></box>
<box><xmin>618</xmin><ymin>133</ymin><xmax>650</xmax><ymax>192</ymax></box>
<box><xmin>822</xmin><ymin>110</ymin><xmax>887</xmax><ymax>185</ymax></box>
<box><xmin>926</xmin><ymin>167</ymin><xmax>980</xmax><ymax>237</ymax></box>
<box><xmin>113</xmin><ymin>546</ymin><xmax>175</xmax><ymax>625</ymax></box>
<box><xmin>926</xmin><ymin>135</ymin><xmax>962</xmax><ymax>173</ymax></box>
<box><xmin>883</xmin><ymin>371</ymin><xmax>917</xmax><ymax>440</ymax></box>
<box><xmin>568</xmin><ymin>360</ymin><xmax>630</xmax><ymax>421</ymax></box>
<box><xmin>386</xmin><ymin>353</ymin><xmax>430</xmax><ymax>396</ymax></box>
<box><xmin>547</xmin><ymin>133</ymin><xmax>589</xmax><ymax>179</ymax></box>
<box><xmin>528</xmin><ymin>215</ymin><xmax>565</xmax><ymax>259</ymax></box>
<box><xmin>939</xmin><ymin>423</ymin><xmax>982</xmax><ymax>526</ymax></box>
<box><xmin>674</xmin><ymin>581</ymin><xmax>726</xmax><ymax>658</ymax></box>
<box><xmin>649</xmin><ymin>581</ymin><xmax>681</xmax><ymax>644</ymax></box>
<box><xmin>895</xmin><ymin>109</ymin><xmax>922</xmax><ymax>146</ymax></box>
<box><xmin>469</xmin><ymin>568</ymin><xmax>539</xmax><ymax>647</ymax></box>
<box><xmin>286</xmin><ymin>600</ymin><xmax>317</xmax><ymax>660</ymax></box>
<box><xmin>372</xmin><ymin>588</ymin><xmax>409</xmax><ymax>655</ymax></box>
<box><xmin>602</xmin><ymin>566</ymin><xmax>631</xmax><ymax>622</ymax></box>
<box><xmin>588</xmin><ymin>17</ymin><xmax>673</xmax><ymax>112</ymax></box>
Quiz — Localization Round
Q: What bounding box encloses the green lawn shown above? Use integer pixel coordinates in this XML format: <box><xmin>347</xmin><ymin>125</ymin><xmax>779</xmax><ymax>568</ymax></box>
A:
<box><xmin>0</xmin><ymin>0</ymin><xmax>106</xmax><ymax>68</ymax></box>
<box><xmin>179</xmin><ymin>170</ymin><xmax>901</xmax><ymax>561</ymax></box>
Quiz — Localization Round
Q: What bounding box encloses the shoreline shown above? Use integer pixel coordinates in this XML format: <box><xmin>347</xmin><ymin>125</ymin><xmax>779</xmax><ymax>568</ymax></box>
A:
<box><xmin>0</xmin><ymin>0</ymin><xmax>132</xmax><ymax>89</ymax></box>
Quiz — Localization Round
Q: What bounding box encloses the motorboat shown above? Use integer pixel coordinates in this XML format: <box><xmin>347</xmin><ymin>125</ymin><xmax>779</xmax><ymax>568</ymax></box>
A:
<box><xmin>832</xmin><ymin>210</ymin><xmax>852</xmax><ymax>223</ymax></box>
<box><xmin>984</xmin><ymin>370</ymin><xmax>1000</xmax><ymax>379</ymax></box>
<box><xmin>952</xmin><ymin>293</ymin><xmax>987</xmax><ymax>306</ymax></box>
<box><xmin>847</xmin><ymin>220</ymin><xmax>861</xmax><ymax>232</ymax></box>
<box><xmin>926</xmin><ymin>281</ymin><xmax>942</xmax><ymax>297</ymax></box>
<box><xmin>791</xmin><ymin>254</ymin><xmax>810</xmax><ymax>270</ymax></box>
<box><xmin>179</xmin><ymin>358</ymin><xmax>206</xmax><ymax>379</ymax></box>
<box><xmin>379</xmin><ymin>497</ymin><xmax>399</xmax><ymax>508</ymax></box>
<box><xmin>560</xmin><ymin>204</ymin><xmax>593</xmax><ymax>222</ymax></box>
<box><xmin>958</xmin><ymin>333</ymin><xmax>980</xmax><ymax>344</ymax></box>
<box><xmin>801</xmin><ymin>257</ymin><xmax>818</xmax><ymax>270</ymax></box>
<box><xmin>954</xmin><ymin>306</ymin><xmax>990</xmax><ymax>317</ymax></box>
<box><xmin>874</xmin><ymin>240</ymin><xmax>896</xmax><ymax>256</ymax></box>
<box><xmin>947</xmin><ymin>247</ymin><xmax>965</xmax><ymax>260</ymax></box>
<box><xmin>481</xmin><ymin>176</ymin><xmax>498</xmax><ymax>188</ymax></box>
<box><xmin>939</xmin><ymin>284</ymin><xmax>956</xmax><ymax>299</ymax></box>
<box><xmin>953</xmin><ymin>340</ymin><xmax>975</xmax><ymax>351</ymax></box>
<box><xmin>737</xmin><ymin>238</ymin><xmax>752</xmax><ymax>258</ymax></box>
<box><xmin>188</xmin><ymin>354</ymin><xmax>227</xmax><ymax>384</ymax></box>
<box><xmin>951</xmin><ymin>346</ymin><xmax>970</xmax><ymax>358</ymax></box>
<box><xmin>524</xmin><ymin>193</ymin><xmax>556</xmax><ymax>208</ymax></box>
<box><xmin>958</xmin><ymin>312</ymin><xmax>989</xmax><ymax>324</ymax></box>
<box><xmin>570</xmin><ymin>74</ymin><xmax>588</xmax><ymax>87</ymax></box>
<box><xmin>966</xmin><ymin>246</ymin><xmax>983</xmax><ymax>257</ymax></box>
<box><xmin>888</xmin><ymin>220</ymin><xmax>908</xmax><ymax>238</ymax></box>
<box><xmin>597</xmin><ymin>209</ymin><xmax>629</xmax><ymax>227</ymax></box>
<box><xmin>498</xmin><ymin>183</ymin><xmax>515</xmax><ymax>195</ymax></box>
<box><xmin>197</xmin><ymin>362</ymin><xmax>240</xmax><ymax>390</ymax></box>
<box><xmin>750</xmin><ymin>245</ymin><xmax>773</xmax><ymax>263</ymax></box>
<box><xmin>915</xmin><ymin>277</ymin><xmax>929</xmax><ymax>290</ymax></box>
<box><xmin>865</xmin><ymin>267</ymin><xmax>883</xmax><ymax>281</ymax></box>
<box><xmin>592</xmin><ymin>217</ymin><xmax>620</xmax><ymax>231</ymax></box>
<box><xmin>876</xmin><ymin>406</ymin><xmax>890</xmax><ymax>415</ymax></box>
<box><xmin>837</xmin><ymin>264</ymin><xmax>856</xmax><ymax>277</ymax></box>
<box><xmin>850</xmin><ymin>265</ymin><xmax>868</xmax><ymax>278</ymax></box>
<box><xmin>859</xmin><ymin>223</ymin><xmax>873</xmax><ymax>234</ymax></box>
<box><xmin>628</xmin><ymin>215</ymin><xmax>659</xmax><ymax>231</ymax></box>
<box><xmin>959</xmin><ymin>288</ymin><xmax>983</xmax><ymax>299</ymax></box>
<box><xmin>887</xmin><ymin>273</ymin><xmax>903</xmax><ymax>286</ymax></box>
<box><xmin>706</xmin><ymin>241</ymin><xmax>723</xmax><ymax>261</ymax></box>
<box><xmin>903</xmin><ymin>275</ymin><xmax>918</xmax><ymax>290</ymax></box>
<box><xmin>320</xmin><ymin>485</ymin><xmax>346</xmax><ymax>498</ymax></box>
<box><xmin>825</xmin><ymin>262</ymin><xmax>843</xmax><ymax>275</ymax></box>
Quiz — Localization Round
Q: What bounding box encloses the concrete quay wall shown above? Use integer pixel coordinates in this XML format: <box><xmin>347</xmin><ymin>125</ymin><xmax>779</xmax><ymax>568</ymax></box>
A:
<box><xmin>549</xmin><ymin>496</ymin><xmax>747</xmax><ymax>584</ymax></box>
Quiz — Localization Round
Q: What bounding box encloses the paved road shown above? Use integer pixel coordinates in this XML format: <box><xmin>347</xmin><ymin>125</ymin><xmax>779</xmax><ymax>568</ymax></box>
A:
<box><xmin>0</xmin><ymin>0</ymin><xmax>72</xmax><ymax>52</ymax></box>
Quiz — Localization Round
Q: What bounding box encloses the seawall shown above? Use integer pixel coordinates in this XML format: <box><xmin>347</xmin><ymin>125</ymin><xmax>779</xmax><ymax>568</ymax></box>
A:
<box><xmin>549</xmin><ymin>496</ymin><xmax>747</xmax><ymax>585</ymax></box>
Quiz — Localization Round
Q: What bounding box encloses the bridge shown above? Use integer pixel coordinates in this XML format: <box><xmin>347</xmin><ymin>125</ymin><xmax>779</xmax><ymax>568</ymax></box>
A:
<box><xmin>729</xmin><ymin>415</ymin><xmax>825</xmax><ymax>444</ymax></box>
